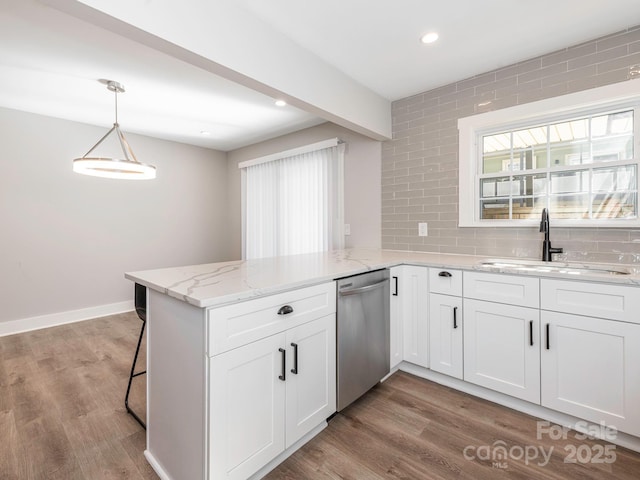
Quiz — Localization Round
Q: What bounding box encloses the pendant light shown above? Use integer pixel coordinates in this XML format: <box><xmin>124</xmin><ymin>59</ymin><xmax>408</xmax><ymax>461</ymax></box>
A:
<box><xmin>73</xmin><ymin>80</ymin><xmax>156</xmax><ymax>180</ymax></box>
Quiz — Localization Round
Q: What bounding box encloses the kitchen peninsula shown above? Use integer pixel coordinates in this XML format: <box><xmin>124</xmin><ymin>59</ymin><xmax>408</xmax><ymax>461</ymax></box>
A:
<box><xmin>126</xmin><ymin>248</ymin><xmax>640</xmax><ymax>480</ymax></box>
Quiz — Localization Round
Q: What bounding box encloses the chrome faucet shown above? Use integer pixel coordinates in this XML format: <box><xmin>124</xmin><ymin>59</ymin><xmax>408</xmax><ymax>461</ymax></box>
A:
<box><xmin>540</xmin><ymin>208</ymin><xmax>563</xmax><ymax>262</ymax></box>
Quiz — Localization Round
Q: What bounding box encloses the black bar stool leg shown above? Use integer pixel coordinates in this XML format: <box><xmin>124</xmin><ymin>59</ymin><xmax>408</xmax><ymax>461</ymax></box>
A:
<box><xmin>125</xmin><ymin>318</ymin><xmax>147</xmax><ymax>429</ymax></box>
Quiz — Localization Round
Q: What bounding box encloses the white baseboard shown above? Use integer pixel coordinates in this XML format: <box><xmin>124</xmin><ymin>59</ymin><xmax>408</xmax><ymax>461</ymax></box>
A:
<box><xmin>0</xmin><ymin>300</ymin><xmax>134</xmax><ymax>337</ymax></box>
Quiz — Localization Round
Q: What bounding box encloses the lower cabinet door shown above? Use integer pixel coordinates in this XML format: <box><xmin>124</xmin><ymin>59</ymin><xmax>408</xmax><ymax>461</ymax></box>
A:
<box><xmin>429</xmin><ymin>293</ymin><xmax>463</xmax><ymax>379</ymax></box>
<box><xmin>389</xmin><ymin>266</ymin><xmax>403</xmax><ymax>369</ymax></box>
<box><xmin>463</xmin><ymin>299</ymin><xmax>540</xmax><ymax>403</ymax></box>
<box><xmin>285</xmin><ymin>314</ymin><xmax>336</xmax><ymax>448</ymax></box>
<box><xmin>541</xmin><ymin>311</ymin><xmax>640</xmax><ymax>437</ymax></box>
<box><xmin>401</xmin><ymin>266</ymin><xmax>429</xmax><ymax>367</ymax></box>
<box><xmin>209</xmin><ymin>334</ymin><xmax>286</xmax><ymax>480</ymax></box>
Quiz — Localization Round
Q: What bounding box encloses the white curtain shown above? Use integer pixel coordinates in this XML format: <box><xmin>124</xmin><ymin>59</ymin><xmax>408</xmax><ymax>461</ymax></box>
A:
<box><xmin>244</xmin><ymin>143</ymin><xmax>345</xmax><ymax>259</ymax></box>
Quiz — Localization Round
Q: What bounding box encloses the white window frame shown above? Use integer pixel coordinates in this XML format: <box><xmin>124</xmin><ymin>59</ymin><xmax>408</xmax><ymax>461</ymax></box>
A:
<box><xmin>458</xmin><ymin>80</ymin><xmax>640</xmax><ymax>227</ymax></box>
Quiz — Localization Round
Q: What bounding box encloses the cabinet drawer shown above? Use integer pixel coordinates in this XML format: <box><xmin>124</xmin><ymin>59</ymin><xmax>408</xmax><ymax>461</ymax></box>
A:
<box><xmin>541</xmin><ymin>279</ymin><xmax>640</xmax><ymax>323</ymax></box>
<box><xmin>208</xmin><ymin>282</ymin><xmax>336</xmax><ymax>356</ymax></box>
<box><xmin>429</xmin><ymin>268</ymin><xmax>462</xmax><ymax>296</ymax></box>
<box><xmin>464</xmin><ymin>271</ymin><xmax>539</xmax><ymax>308</ymax></box>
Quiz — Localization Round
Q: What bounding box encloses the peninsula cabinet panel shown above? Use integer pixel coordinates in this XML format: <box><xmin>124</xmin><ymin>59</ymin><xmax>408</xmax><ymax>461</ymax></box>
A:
<box><xmin>209</xmin><ymin>333</ymin><xmax>286</xmax><ymax>480</ymax></box>
<box><xmin>285</xmin><ymin>314</ymin><xmax>336</xmax><ymax>448</ymax></box>
<box><xmin>463</xmin><ymin>298</ymin><xmax>540</xmax><ymax>403</ymax></box>
<box><xmin>209</xmin><ymin>314</ymin><xmax>336</xmax><ymax>479</ymax></box>
<box><xmin>541</xmin><ymin>311</ymin><xmax>640</xmax><ymax>437</ymax></box>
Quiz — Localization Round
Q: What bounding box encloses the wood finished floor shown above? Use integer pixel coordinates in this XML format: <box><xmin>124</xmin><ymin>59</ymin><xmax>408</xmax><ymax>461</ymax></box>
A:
<box><xmin>2</xmin><ymin>313</ymin><xmax>640</xmax><ymax>479</ymax></box>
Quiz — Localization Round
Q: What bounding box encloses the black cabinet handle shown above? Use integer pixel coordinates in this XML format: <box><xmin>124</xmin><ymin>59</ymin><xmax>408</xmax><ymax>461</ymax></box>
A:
<box><xmin>438</xmin><ymin>271</ymin><xmax>452</xmax><ymax>278</ymax></box>
<box><xmin>546</xmin><ymin>323</ymin><xmax>550</xmax><ymax>350</ymax></box>
<box><xmin>277</xmin><ymin>305</ymin><xmax>294</xmax><ymax>315</ymax></box>
<box><xmin>529</xmin><ymin>320</ymin><xmax>534</xmax><ymax>346</ymax></box>
<box><xmin>392</xmin><ymin>276</ymin><xmax>398</xmax><ymax>296</ymax></box>
<box><xmin>453</xmin><ymin>306</ymin><xmax>458</xmax><ymax>329</ymax></box>
<box><xmin>291</xmin><ymin>342</ymin><xmax>298</xmax><ymax>374</ymax></box>
<box><xmin>278</xmin><ymin>348</ymin><xmax>286</xmax><ymax>381</ymax></box>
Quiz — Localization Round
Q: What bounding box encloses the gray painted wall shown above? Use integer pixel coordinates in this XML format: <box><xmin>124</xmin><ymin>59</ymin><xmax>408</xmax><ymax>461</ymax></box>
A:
<box><xmin>383</xmin><ymin>26</ymin><xmax>640</xmax><ymax>264</ymax></box>
<box><xmin>226</xmin><ymin>122</ymin><xmax>382</xmax><ymax>260</ymax></box>
<box><xmin>0</xmin><ymin>107</ymin><xmax>230</xmax><ymax>324</ymax></box>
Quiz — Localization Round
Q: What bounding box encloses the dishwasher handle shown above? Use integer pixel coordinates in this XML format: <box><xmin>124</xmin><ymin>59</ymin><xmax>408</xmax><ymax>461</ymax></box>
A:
<box><xmin>338</xmin><ymin>278</ymin><xmax>389</xmax><ymax>296</ymax></box>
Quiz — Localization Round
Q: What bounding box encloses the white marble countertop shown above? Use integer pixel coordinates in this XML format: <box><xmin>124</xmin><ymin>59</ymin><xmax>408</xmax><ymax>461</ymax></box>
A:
<box><xmin>125</xmin><ymin>248</ymin><xmax>640</xmax><ymax>309</ymax></box>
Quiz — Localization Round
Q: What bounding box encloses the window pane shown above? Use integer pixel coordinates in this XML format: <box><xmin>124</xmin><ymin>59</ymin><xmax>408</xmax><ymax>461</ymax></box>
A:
<box><xmin>513</xmin><ymin>173</ymin><xmax>548</xmax><ymax>196</ymax></box>
<box><xmin>592</xmin><ymin>110</ymin><xmax>634</xmax><ymax>162</ymax></box>
<box><xmin>550</xmin><ymin>193</ymin><xmax>589</xmax><ymax>219</ymax></box>
<box><xmin>512</xmin><ymin>196</ymin><xmax>546</xmax><ymax>219</ymax></box>
<box><xmin>592</xmin><ymin>165</ymin><xmax>636</xmax><ymax>192</ymax></box>
<box><xmin>550</xmin><ymin>171</ymin><xmax>588</xmax><ymax>194</ymax></box>
<box><xmin>592</xmin><ymin>110</ymin><xmax>633</xmax><ymax>137</ymax></box>
<box><xmin>481</xmin><ymin>199</ymin><xmax>509</xmax><ymax>219</ymax></box>
<box><xmin>592</xmin><ymin>192</ymin><xmax>637</xmax><ymax>219</ymax></box>
<box><xmin>482</xmin><ymin>150</ymin><xmax>512</xmax><ymax>174</ymax></box>
<box><xmin>481</xmin><ymin>176</ymin><xmax>515</xmax><ymax>198</ymax></box>
<box><xmin>481</xmin><ymin>196</ymin><xmax>547</xmax><ymax>220</ymax></box>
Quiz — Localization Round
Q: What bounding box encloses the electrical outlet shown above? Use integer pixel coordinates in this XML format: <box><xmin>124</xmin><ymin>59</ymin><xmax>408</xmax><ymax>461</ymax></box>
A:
<box><xmin>344</xmin><ymin>224</ymin><xmax>351</xmax><ymax>236</ymax></box>
<box><xmin>418</xmin><ymin>222</ymin><xmax>428</xmax><ymax>236</ymax></box>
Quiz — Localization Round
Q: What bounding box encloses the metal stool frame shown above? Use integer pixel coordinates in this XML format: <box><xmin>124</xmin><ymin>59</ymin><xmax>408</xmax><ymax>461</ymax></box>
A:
<box><xmin>125</xmin><ymin>283</ymin><xmax>147</xmax><ymax>429</ymax></box>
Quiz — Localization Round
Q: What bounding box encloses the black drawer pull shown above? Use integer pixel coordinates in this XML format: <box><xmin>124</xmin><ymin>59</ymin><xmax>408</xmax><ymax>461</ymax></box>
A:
<box><xmin>453</xmin><ymin>306</ymin><xmax>458</xmax><ymax>329</ymax></box>
<box><xmin>291</xmin><ymin>342</ymin><xmax>298</xmax><ymax>374</ymax></box>
<box><xmin>529</xmin><ymin>320</ymin><xmax>534</xmax><ymax>346</ymax></box>
<box><xmin>438</xmin><ymin>271</ymin><xmax>452</xmax><ymax>278</ymax></box>
<box><xmin>278</xmin><ymin>348</ymin><xmax>286</xmax><ymax>381</ymax></box>
<box><xmin>277</xmin><ymin>305</ymin><xmax>294</xmax><ymax>315</ymax></box>
<box><xmin>392</xmin><ymin>276</ymin><xmax>398</xmax><ymax>296</ymax></box>
<box><xmin>546</xmin><ymin>324</ymin><xmax>550</xmax><ymax>350</ymax></box>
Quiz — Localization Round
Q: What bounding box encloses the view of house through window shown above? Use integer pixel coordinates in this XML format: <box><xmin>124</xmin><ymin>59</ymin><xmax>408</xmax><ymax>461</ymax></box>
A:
<box><xmin>479</xmin><ymin>109</ymin><xmax>637</xmax><ymax>221</ymax></box>
<box><xmin>242</xmin><ymin>141</ymin><xmax>345</xmax><ymax>260</ymax></box>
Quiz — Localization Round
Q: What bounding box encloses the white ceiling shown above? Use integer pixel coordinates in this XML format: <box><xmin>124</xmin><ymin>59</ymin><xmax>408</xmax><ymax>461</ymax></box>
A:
<box><xmin>1</xmin><ymin>0</ymin><xmax>639</xmax><ymax>151</ymax></box>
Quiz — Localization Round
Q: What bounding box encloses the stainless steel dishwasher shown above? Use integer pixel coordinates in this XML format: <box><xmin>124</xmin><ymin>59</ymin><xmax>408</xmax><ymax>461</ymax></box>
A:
<box><xmin>336</xmin><ymin>269</ymin><xmax>390</xmax><ymax>411</ymax></box>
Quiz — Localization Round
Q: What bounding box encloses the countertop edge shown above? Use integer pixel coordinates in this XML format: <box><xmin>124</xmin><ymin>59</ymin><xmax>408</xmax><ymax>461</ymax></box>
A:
<box><xmin>125</xmin><ymin>250</ymin><xmax>640</xmax><ymax>310</ymax></box>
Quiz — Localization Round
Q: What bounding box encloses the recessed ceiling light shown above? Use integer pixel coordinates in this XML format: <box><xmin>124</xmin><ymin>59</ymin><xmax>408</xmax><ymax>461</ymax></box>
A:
<box><xmin>420</xmin><ymin>32</ymin><xmax>439</xmax><ymax>44</ymax></box>
<box><xmin>275</xmin><ymin>99</ymin><xmax>287</xmax><ymax>107</ymax></box>
<box><xmin>200</xmin><ymin>130</ymin><xmax>211</xmax><ymax>136</ymax></box>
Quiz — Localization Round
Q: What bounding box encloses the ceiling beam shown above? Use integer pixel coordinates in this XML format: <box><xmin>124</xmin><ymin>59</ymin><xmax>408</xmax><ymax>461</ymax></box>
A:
<box><xmin>43</xmin><ymin>0</ymin><xmax>392</xmax><ymax>141</ymax></box>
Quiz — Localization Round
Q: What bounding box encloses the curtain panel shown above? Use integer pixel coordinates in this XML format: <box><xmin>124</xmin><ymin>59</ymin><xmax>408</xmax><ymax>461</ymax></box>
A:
<box><xmin>243</xmin><ymin>143</ymin><xmax>345</xmax><ymax>259</ymax></box>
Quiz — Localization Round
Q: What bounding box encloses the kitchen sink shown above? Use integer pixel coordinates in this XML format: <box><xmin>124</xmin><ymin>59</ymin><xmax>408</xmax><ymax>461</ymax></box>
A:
<box><xmin>477</xmin><ymin>258</ymin><xmax>631</xmax><ymax>276</ymax></box>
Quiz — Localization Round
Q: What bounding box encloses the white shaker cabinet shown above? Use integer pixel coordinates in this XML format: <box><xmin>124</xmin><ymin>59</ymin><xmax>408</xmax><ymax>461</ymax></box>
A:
<box><xmin>285</xmin><ymin>315</ymin><xmax>336</xmax><ymax>448</ymax></box>
<box><xmin>540</xmin><ymin>311</ymin><xmax>640</xmax><ymax>437</ymax></box>
<box><xmin>389</xmin><ymin>266</ymin><xmax>403</xmax><ymax>369</ymax></box>
<box><xmin>462</xmin><ymin>271</ymin><xmax>540</xmax><ymax>403</ymax></box>
<box><xmin>429</xmin><ymin>293</ymin><xmax>463</xmax><ymax>379</ymax></box>
<box><xmin>400</xmin><ymin>266</ymin><xmax>429</xmax><ymax>368</ymax></box>
<box><xmin>209</xmin><ymin>313</ymin><xmax>336</xmax><ymax>479</ymax></box>
<box><xmin>540</xmin><ymin>279</ymin><xmax>640</xmax><ymax>437</ymax></box>
<box><xmin>209</xmin><ymin>333</ymin><xmax>286</xmax><ymax>480</ymax></box>
<box><xmin>145</xmin><ymin>282</ymin><xmax>336</xmax><ymax>480</ymax></box>
<box><xmin>428</xmin><ymin>268</ymin><xmax>463</xmax><ymax>379</ymax></box>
